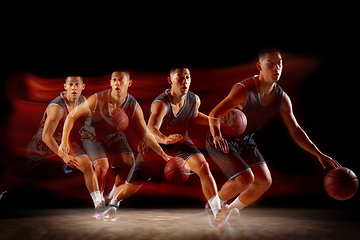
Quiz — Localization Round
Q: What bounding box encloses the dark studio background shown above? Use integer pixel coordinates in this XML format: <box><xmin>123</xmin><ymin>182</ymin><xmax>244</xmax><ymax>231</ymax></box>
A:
<box><xmin>0</xmin><ymin>7</ymin><xmax>359</xmax><ymax>211</ymax></box>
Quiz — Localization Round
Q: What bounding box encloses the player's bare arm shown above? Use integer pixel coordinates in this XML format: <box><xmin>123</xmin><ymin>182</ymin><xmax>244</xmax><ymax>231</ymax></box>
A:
<box><xmin>133</xmin><ymin>103</ymin><xmax>171</xmax><ymax>161</ymax></box>
<box><xmin>42</xmin><ymin>105</ymin><xmax>79</xmax><ymax>168</ymax></box>
<box><xmin>209</xmin><ymin>84</ymin><xmax>247</xmax><ymax>153</ymax></box>
<box><xmin>59</xmin><ymin>94</ymin><xmax>96</xmax><ymax>155</ymax></box>
<box><xmin>148</xmin><ymin>101</ymin><xmax>183</xmax><ymax>145</ymax></box>
<box><xmin>191</xmin><ymin>95</ymin><xmax>210</xmax><ymax>125</ymax></box>
<box><xmin>279</xmin><ymin>93</ymin><xmax>341</xmax><ymax>169</ymax></box>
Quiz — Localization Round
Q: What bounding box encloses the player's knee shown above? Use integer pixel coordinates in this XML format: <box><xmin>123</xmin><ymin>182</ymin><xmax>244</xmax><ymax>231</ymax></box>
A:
<box><xmin>94</xmin><ymin>160</ymin><xmax>109</xmax><ymax>176</ymax></box>
<box><xmin>234</xmin><ymin>170</ymin><xmax>255</xmax><ymax>189</ymax></box>
<box><xmin>196</xmin><ymin>160</ymin><xmax>211</xmax><ymax>177</ymax></box>
<box><xmin>77</xmin><ymin>159</ymin><xmax>93</xmax><ymax>173</ymax></box>
<box><xmin>253</xmin><ymin>174</ymin><xmax>272</xmax><ymax>193</ymax></box>
<box><xmin>122</xmin><ymin>154</ymin><xmax>135</xmax><ymax>168</ymax></box>
<box><xmin>260</xmin><ymin>173</ymin><xmax>272</xmax><ymax>190</ymax></box>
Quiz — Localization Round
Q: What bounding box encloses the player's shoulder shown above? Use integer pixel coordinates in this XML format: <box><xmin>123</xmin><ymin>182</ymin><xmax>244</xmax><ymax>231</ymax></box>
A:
<box><xmin>47</xmin><ymin>92</ymin><xmax>66</xmax><ymax>111</ymax></box>
<box><xmin>151</xmin><ymin>91</ymin><xmax>169</xmax><ymax>113</ymax></box>
<box><xmin>95</xmin><ymin>89</ymin><xmax>110</xmax><ymax>99</ymax></box>
<box><xmin>152</xmin><ymin>89</ymin><xmax>170</xmax><ymax>106</ymax></box>
<box><xmin>50</xmin><ymin>92</ymin><xmax>66</xmax><ymax>105</ymax></box>
<box><xmin>188</xmin><ymin>91</ymin><xmax>200</xmax><ymax>105</ymax></box>
<box><xmin>237</xmin><ymin>75</ymin><xmax>257</xmax><ymax>88</ymax></box>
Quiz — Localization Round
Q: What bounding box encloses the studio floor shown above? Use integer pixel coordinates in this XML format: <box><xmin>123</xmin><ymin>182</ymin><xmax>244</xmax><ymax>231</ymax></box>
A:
<box><xmin>0</xmin><ymin>207</ymin><xmax>359</xmax><ymax>240</ymax></box>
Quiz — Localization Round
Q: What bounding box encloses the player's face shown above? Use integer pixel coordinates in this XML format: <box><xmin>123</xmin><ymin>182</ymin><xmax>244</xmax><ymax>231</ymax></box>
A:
<box><xmin>64</xmin><ymin>77</ymin><xmax>85</xmax><ymax>102</ymax></box>
<box><xmin>168</xmin><ymin>68</ymin><xmax>191</xmax><ymax>95</ymax></box>
<box><xmin>257</xmin><ymin>52</ymin><xmax>283</xmax><ymax>83</ymax></box>
<box><xmin>110</xmin><ymin>71</ymin><xmax>132</xmax><ymax>95</ymax></box>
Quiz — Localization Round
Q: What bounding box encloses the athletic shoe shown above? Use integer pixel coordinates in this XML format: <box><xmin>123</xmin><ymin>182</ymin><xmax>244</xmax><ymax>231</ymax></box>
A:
<box><xmin>220</xmin><ymin>208</ymin><xmax>240</xmax><ymax>228</ymax></box>
<box><xmin>205</xmin><ymin>202</ymin><xmax>222</xmax><ymax>228</ymax></box>
<box><xmin>217</xmin><ymin>219</ymin><xmax>231</xmax><ymax>228</ymax></box>
<box><xmin>103</xmin><ymin>204</ymin><xmax>118</xmax><ymax>222</ymax></box>
<box><xmin>93</xmin><ymin>201</ymin><xmax>106</xmax><ymax>219</ymax></box>
<box><xmin>223</xmin><ymin>207</ymin><xmax>240</xmax><ymax>221</ymax></box>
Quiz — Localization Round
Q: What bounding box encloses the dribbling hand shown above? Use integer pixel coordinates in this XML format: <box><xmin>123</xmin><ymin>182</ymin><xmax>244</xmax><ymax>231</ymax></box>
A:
<box><xmin>318</xmin><ymin>154</ymin><xmax>341</xmax><ymax>169</ymax></box>
<box><xmin>213</xmin><ymin>135</ymin><xmax>229</xmax><ymax>153</ymax></box>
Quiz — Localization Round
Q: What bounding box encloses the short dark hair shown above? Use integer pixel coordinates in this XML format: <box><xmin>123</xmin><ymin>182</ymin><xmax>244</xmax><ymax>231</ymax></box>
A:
<box><xmin>170</xmin><ymin>63</ymin><xmax>188</xmax><ymax>76</ymax></box>
<box><xmin>65</xmin><ymin>76</ymin><xmax>83</xmax><ymax>83</ymax></box>
<box><xmin>258</xmin><ymin>47</ymin><xmax>281</xmax><ymax>61</ymax></box>
<box><xmin>112</xmin><ymin>68</ymin><xmax>130</xmax><ymax>79</ymax></box>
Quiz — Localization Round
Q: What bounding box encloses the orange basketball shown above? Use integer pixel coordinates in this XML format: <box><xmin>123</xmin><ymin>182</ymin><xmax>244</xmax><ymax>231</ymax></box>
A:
<box><xmin>106</xmin><ymin>109</ymin><xmax>129</xmax><ymax>132</ymax></box>
<box><xmin>164</xmin><ymin>157</ymin><xmax>190</xmax><ymax>184</ymax></box>
<box><xmin>324</xmin><ymin>167</ymin><xmax>358</xmax><ymax>200</ymax></box>
<box><xmin>221</xmin><ymin>109</ymin><xmax>247</xmax><ymax>136</ymax></box>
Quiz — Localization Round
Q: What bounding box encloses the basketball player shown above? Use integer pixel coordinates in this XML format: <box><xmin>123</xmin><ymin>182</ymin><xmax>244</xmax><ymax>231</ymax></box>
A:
<box><xmin>206</xmin><ymin>48</ymin><xmax>341</xmax><ymax>216</ymax></box>
<box><xmin>59</xmin><ymin>70</ymin><xmax>174</xmax><ymax>220</ymax></box>
<box><xmin>112</xmin><ymin>64</ymin><xmax>223</xmax><ymax>226</ymax></box>
<box><xmin>0</xmin><ymin>76</ymin><xmax>102</xmax><ymax>212</ymax></box>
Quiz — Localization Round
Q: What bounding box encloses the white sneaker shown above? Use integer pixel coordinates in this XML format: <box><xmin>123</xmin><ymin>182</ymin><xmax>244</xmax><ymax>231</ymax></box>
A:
<box><xmin>93</xmin><ymin>201</ymin><xmax>106</xmax><ymax>219</ymax></box>
<box><xmin>103</xmin><ymin>205</ymin><xmax>118</xmax><ymax>222</ymax></box>
<box><xmin>205</xmin><ymin>202</ymin><xmax>222</xmax><ymax>228</ymax></box>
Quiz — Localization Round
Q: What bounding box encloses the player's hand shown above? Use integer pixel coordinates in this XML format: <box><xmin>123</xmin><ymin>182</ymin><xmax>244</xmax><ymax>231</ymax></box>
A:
<box><xmin>164</xmin><ymin>154</ymin><xmax>174</xmax><ymax>162</ymax></box>
<box><xmin>62</xmin><ymin>154</ymin><xmax>79</xmax><ymax>168</ymax></box>
<box><xmin>164</xmin><ymin>134</ymin><xmax>183</xmax><ymax>145</ymax></box>
<box><xmin>213</xmin><ymin>135</ymin><xmax>229</xmax><ymax>153</ymax></box>
<box><xmin>318</xmin><ymin>154</ymin><xmax>341</xmax><ymax>169</ymax></box>
<box><xmin>58</xmin><ymin>141</ymin><xmax>70</xmax><ymax>156</ymax></box>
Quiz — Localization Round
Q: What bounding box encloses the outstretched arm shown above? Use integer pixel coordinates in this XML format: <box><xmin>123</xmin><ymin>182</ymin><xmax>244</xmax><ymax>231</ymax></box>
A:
<box><xmin>60</xmin><ymin>94</ymin><xmax>95</xmax><ymax>155</ymax></box>
<box><xmin>133</xmin><ymin>103</ymin><xmax>171</xmax><ymax>162</ymax></box>
<box><xmin>42</xmin><ymin>105</ymin><xmax>79</xmax><ymax>168</ymax></box>
<box><xmin>279</xmin><ymin>93</ymin><xmax>341</xmax><ymax>169</ymax></box>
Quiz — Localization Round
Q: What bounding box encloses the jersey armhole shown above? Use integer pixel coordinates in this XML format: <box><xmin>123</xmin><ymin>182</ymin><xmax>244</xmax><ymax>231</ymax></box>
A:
<box><xmin>232</xmin><ymin>83</ymin><xmax>249</xmax><ymax>109</ymax></box>
<box><xmin>46</xmin><ymin>103</ymin><xmax>64</xmax><ymax>119</ymax></box>
<box><xmin>279</xmin><ymin>90</ymin><xmax>285</xmax><ymax>110</ymax></box>
<box><xmin>192</xmin><ymin>94</ymin><xmax>199</xmax><ymax>119</ymax></box>
<box><xmin>151</xmin><ymin>100</ymin><xmax>169</xmax><ymax>116</ymax></box>
<box><xmin>131</xmin><ymin>100</ymin><xmax>138</xmax><ymax>119</ymax></box>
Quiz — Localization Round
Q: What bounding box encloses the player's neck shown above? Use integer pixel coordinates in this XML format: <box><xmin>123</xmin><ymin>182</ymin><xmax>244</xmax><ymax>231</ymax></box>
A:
<box><xmin>64</xmin><ymin>93</ymin><xmax>78</xmax><ymax>109</ymax></box>
<box><xmin>257</xmin><ymin>76</ymin><xmax>275</xmax><ymax>96</ymax></box>
<box><xmin>168</xmin><ymin>89</ymin><xmax>185</xmax><ymax>106</ymax></box>
<box><xmin>110</xmin><ymin>90</ymin><xmax>127</xmax><ymax>107</ymax></box>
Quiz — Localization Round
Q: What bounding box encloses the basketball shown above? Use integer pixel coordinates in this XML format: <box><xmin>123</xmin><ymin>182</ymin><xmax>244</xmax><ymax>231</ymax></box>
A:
<box><xmin>324</xmin><ymin>167</ymin><xmax>358</xmax><ymax>200</ymax></box>
<box><xmin>164</xmin><ymin>157</ymin><xmax>191</xmax><ymax>184</ymax></box>
<box><xmin>220</xmin><ymin>109</ymin><xmax>247</xmax><ymax>136</ymax></box>
<box><xmin>108</xmin><ymin>109</ymin><xmax>129</xmax><ymax>132</ymax></box>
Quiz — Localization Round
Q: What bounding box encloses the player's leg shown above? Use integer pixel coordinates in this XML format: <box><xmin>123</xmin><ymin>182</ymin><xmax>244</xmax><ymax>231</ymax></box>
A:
<box><xmin>93</xmin><ymin>159</ymin><xmax>109</xmax><ymax>196</ymax></box>
<box><xmin>217</xmin><ymin>169</ymin><xmax>255</xmax><ymax>202</ymax></box>
<box><xmin>113</xmin><ymin>153</ymin><xmax>135</xmax><ymax>186</ymax></box>
<box><xmin>186</xmin><ymin>153</ymin><xmax>224</xmax><ymax>227</ymax></box>
<box><xmin>106</xmin><ymin>153</ymin><xmax>135</xmax><ymax>201</ymax></box>
<box><xmin>233</xmin><ymin>163</ymin><xmax>271</xmax><ymax>208</ymax></box>
<box><xmin>81</xmin><ymin>137</ymin><xmax>108</xmax><ymax>199</ymax></box>
<box><xmin>226</xmin><ymin>141</ymin><xmax>270</xmax><ymax>210</ymax></box>
<box><xmin>186</xmin><ymin>154</ymin><xmax>218</xmax><ymax>200</ymax></box>
<box><xmin>103</xmin><ymin>182</ymin><xmax>142</xmax><ymax>221</ymax></box>
<box><xmin>104</xmin><ymin>154</ymin><xmax>145</xmax><ymax>222</ymax></box>
<box><xmin>75</xmin><ymin>155</ymin><xmax>98</xmax><ymax>193</ymax></box>
<box><xmin>74</xmin><ymin>155</ymin><xmax>102</xmax><ymax>207</ymax></box>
